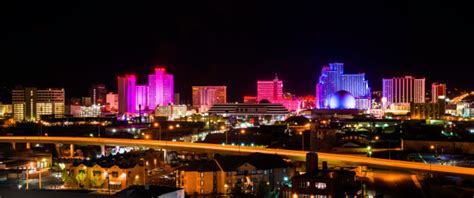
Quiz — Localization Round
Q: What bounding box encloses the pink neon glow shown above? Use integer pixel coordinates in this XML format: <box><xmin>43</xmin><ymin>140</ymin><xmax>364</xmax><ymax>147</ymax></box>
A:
<box><xmin>136</xmin><ymin>85</ymin><xmax>149</xmax><ymax>111</ymax></box>
<box><xmin>257</xmin><ymin>75</ymin><xmax>283</xmax><ymax>103</ymax></box>
<box><xmin>117</xmin><ymin>74</ymin><xmax>136</xmax><ymax>113</ymax></box>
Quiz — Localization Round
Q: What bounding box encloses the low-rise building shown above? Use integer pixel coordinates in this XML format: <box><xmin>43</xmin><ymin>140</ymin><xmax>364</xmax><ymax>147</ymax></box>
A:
<box><xmin>65</xmin><ymin>150</ymin><xmax>161</xmax><ymax>191</ymax></box>
<box><xmin>281</xmin><ymin>153</ymin><xmax>358</xmax><ymax>198</ymax></box>
<box><xmin>176</xmin><ymin>153</ymin><xmax>294</xmax><ymax>196</ymax></box>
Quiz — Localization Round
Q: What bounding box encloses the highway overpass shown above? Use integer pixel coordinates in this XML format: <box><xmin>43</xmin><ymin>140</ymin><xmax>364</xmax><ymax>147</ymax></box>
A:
<box><xmin>1</xmin><ymin>136</ymin><xmax>474</xmax><ymax>176</ymax></box>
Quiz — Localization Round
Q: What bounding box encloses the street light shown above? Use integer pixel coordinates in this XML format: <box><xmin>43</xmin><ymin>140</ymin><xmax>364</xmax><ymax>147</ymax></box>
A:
<box><xmin>26</xmin><ymin>162</ymin><xmax>35</xmax><ymax>190</ymax></box>
<box><xmin>220</xmin><ymin>126</ymin><xmax>228</xmax><ymax>144</ymax></box>
<box><xmin>238</xmin><ymin>129</ymin><xmax>246</xmax><ymax>151</ymax></box>
<box><xmin>105</xmin><ymin>171</ymin><xmax>111</xmax><ymax>197</ymax></box>
<box><xmin>153</xmin><ymin>123</ymin><xmax>162</xmax><ymax>140</ymax></box>
<box><xmin>367</xmin><ymin>146</ymin><xmax>372</xmax><ymax>158</ymax></box>
<box><xmin>167</xmin><ymin>125</ymin><xmax>174</xmax><ymax>140</ymax></box>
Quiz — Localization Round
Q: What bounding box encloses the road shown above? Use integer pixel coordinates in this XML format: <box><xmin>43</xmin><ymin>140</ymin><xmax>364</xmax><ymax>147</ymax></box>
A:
<box><xmin>366</xmin><ymin>169</ymin><xmax>426</xmax><ymax>198</ymax></box>
<box><xmin>1</xmin><ymin>136</ymin><xmax>474</xmax><ymax>176</ymax></box>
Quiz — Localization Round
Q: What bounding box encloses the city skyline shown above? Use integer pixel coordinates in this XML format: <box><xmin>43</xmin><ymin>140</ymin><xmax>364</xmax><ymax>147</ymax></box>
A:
<box><xmin>2</xmin><ymin>1</ymin><xmax>474</xmax><ymax>197</ymax></box>
<box><xmin>1</xmin><ymin>1</ymin><xmax>474</xmax><ymax>101</ymax></box>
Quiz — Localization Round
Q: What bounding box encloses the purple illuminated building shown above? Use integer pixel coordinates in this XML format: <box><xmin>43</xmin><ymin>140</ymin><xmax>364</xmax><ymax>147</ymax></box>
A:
<box><xmin>136</xmin><ymin>85</ymin><xmax>149</xmax><ymax>111</ymax></box>
<box><xmin>148</xmin><ymin>68</ymin><xmax>174</xmax><ymax>108</ymax></box>
<box><xmin>117</xmin><ymin>75</ymin><xmax>136</xmax><ymax>113</ymax></box>
<box><xmin>316</xmin><ymin>63</ymin><xmax>371</xmax><ymax>109</ymax></box>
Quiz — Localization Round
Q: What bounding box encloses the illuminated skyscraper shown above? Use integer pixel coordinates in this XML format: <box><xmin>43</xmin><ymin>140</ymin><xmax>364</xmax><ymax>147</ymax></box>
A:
<box><xmin>382</xmin><ymin>76</ymin><xmax>425</xmax><ymax>105</ymax></box>
<box><xmin>106</xmin><ymin>92</ymin><xmax>118</xmax><ymax>112</ymax></box>
<box><xmin>148</xmin><ymin>68</ymin><xmax>174</xmax><ymax>108</ymax></box>
<box><xmin>316</xmin><ymin>63</ymin><xmax>371</xmax><ymax>109</ymax></box>
<box><xmin>90</xmin><ymin>84</ymin><xmax>107</xmax><ymax>105</ymax></box>
<box><xmin>136</xmin><ymin>85</ymin><xmax>149</xmax><ymax>111</ymax></box>
<box><xmin>257</xmin><ymin>74</ymin><xmax>283</xmax><ymax>103</ymax></box>
<box><xmin>117</xmin><ymin>75</ymin><xmax>136</xmax><ymax>113</ymax></box>
<box><xmin>192</xmin><ymin>86</ymin><xmax>227</xmax><ymax>112</ymax></box>
<box><xmin>12</xmin><ymin>87</ymin><xmax>65</xmax><ymax>121</ymax></box>
<box><xmin>432</xmin><ymin>83</ymin><xmax>446</xmax><ymax>103</ymax></box>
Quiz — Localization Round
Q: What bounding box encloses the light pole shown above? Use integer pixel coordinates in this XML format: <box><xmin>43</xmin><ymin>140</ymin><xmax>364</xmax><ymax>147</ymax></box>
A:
<box><xmin>367</xmin><ymin>146</ymin><xmax>372</xmax><ymax>158</ymax></box>
<box><xmin>105</xmin><ymin>172</ymin><xmax>111</xmax><ymax>197</ymax></box>
<box><xmin>168</xmin><ymin>125</ymin><xmax>174</xmax><ymax>140</ymax></box>
<box><xmin>220</xmin><ymin>125</ymin><xmax>228</xmax><ymax>144</ymax></box>
<box><xmin>26</xmin><ymin>162</ymin><xmax>34</xmax><ymax>190</ymax></box>
<box><xmin>300</xmin><ymin>131</ymin><xmax>305</xmax><ymax>151</ymax></box>
<box><xmin>153</xmin><ymin>123</ymin><xmax>162</xmax><ymax>140</ymax></box>
<box><xmin>239</xmin><ymin>129</ymin><xmax>245</xmax><ymax>152</ymax></box>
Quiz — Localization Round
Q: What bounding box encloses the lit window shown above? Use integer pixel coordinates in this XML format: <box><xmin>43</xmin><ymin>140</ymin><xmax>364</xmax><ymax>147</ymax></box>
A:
<box><xmin>93</xmin><ymin>171</ymin><xmax>101</xmax><ymax>176</ymax></box>
<box><xmin>306</xmin><ymin>181</ymin><xmax>310</xmax><ymax>187</ymax></box>
<box><xmin>200</xmin><ymin>188</ymin><xmax>204</xmax><ymax>194</ymax></box>
<box><xmin>200</xmin><ymin>172</ymin><xmax>204</xmax><ymax>177</ymax></box>
<box><xmin>315</xmin><ymin>182</ymin><xmax>326</xmax><ymax>189</ymax></box>
<box><xmin>200</xmin><ymin>180</ymin><xmax>204</xmax><ymax>186</ymax></box>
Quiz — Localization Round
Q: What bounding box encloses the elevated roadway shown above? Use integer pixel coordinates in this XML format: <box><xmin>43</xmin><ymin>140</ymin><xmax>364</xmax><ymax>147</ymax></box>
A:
<box><xmin>1</xmin><ymin>136</ymin><xmax>473</xmax><ymax>176</ymax></box>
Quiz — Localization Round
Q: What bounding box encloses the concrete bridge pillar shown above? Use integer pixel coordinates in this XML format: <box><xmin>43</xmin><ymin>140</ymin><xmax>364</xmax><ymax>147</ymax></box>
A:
<box><xmin>100</xmin><ymin>145</ymin><xmax>106</xmax><ymax>156</ymax></box>
<box><xmin>69</xmin><ymin>144</ymin><xmax>74</xmax><ymax>158</ymax></box>
<box><xmin>55</xmin><ymin>144</ymin><xmax>61</xmax><ymax>157</ymax></box>
<box><xmin>162</xmin><ymin>149</ymin><xmax>167</xmax><ymax>163</ymax></box>
<box><xmin>26</xmin><ymin>142</ymin><xmax>31</xmax><ymax>150</ymax></box>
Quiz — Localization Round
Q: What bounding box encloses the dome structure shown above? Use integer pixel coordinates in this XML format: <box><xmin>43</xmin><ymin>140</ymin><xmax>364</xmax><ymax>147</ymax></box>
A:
<box><xmin>329</xmin><ymin>90</ymin><xmax>356</xmax><ymax>109</ymax></box>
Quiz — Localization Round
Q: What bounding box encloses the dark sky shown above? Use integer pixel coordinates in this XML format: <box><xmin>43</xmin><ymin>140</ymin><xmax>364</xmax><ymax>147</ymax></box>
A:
<box><xmin>1</xmin><ymin>0</ymin><xmax>473</xmax><ymax>102</ymax></box>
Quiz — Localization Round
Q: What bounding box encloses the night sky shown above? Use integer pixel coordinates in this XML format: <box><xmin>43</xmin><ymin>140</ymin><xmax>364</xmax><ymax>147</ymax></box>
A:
<box><xmin>1</xmin><ymin>1</ymin><xmax>473</xmax><ymax>102</ymax></box>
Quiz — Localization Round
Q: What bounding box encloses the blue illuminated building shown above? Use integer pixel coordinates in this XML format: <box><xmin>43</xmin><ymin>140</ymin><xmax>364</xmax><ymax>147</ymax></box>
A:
<box><xmin>316</xmin><ymin>63</ymin><xmax>371</xmax><ymax>109</ymax></box>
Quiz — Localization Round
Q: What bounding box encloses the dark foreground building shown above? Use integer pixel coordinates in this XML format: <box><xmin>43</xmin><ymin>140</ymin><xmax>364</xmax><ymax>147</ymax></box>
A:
<box><xmin>280</xmin><ymin>152</ymin><xmax>358</xmax><ymax>198</ymax></box>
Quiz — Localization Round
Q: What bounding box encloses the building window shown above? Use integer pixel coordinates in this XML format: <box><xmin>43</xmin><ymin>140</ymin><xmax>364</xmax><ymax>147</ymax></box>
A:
<box><xmin>200</xmin><ymin>180</ymin><xmax>204</xmax><ymax>186</ymax></box>
<box><xmin>93</xmin><ymin>170</ymin><xmax>101</xmax><ymax>176</ymax></box>
<box><xmin>306</xmin><ymin>181</ymin><xmax>311</xmax><ymax>187</ymax></box>
<box><xmin>112</xmin><ymin>171</ymin><xmax>118</xmax><ymax>178</ymax></box>
<box><xmin>315</xmin><ymin>182</ymin><xmax>327</xmax><ymax>189</ymax></box>
<box><xmin>79</xmin><ymin>170</ymin><xmax>85</xmax><ymax>175</ymax></box>
<box><xmin>200</xmin><ymin>188</ymin><xmax>204</xmax><ymax>194</ymax></box>
<box><xmin>299</xmin><ymin>181</ymin><xmax>306</xmax><ymax>189</ymax></box>
<box><xmin>251</xmin><ymin>170</ymin><xmax>257</xmax><ymax>174</ymax></box>
<box><xmin>200</xmin><ymin>172</ymin><xmax>204</xmax><ymax>178</ymax></box>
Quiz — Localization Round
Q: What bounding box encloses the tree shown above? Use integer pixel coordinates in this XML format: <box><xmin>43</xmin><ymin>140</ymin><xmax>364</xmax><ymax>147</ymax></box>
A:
<box><xmin>76</xmin><ymin>171</ymin><xmax>87</xmax><ymax>188</ymax></box>
<box><xmin>62</xmin><ymin>170</ymin><xmax>77</xmax><ymax>187</ymax></box>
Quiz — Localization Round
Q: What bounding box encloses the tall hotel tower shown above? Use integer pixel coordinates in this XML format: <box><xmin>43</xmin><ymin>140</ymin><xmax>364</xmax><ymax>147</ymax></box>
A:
<box><xmin>316</xmin><ymin>63</ymin><xmax>371</xmax><ymax>109</ymax></box>
<box><xmin>382</xmin><ymin>76</ymin><xmax>425</xmax><ymax>106</ymax></box>
<box><xmin>148</xmin><ymin>68</ymin><xmax>174</xmax><ymax>108</ymax></box>
<box><xmin>257</xmin><ymin>74</ymin><xmax>283</xmax><ymax>103</ymax></box>
<box><xmin>117</xmin><ymin>75</ymin><xmax>137</xmax><ymax>113</ymax></box>
<box><xmin>431</xmin><ymin>83</ymin><xmax>446</xmax><ymax>103</ymax></box>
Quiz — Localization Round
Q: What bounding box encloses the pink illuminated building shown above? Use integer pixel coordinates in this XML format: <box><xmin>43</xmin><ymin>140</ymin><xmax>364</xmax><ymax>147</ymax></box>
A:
<box><xmin>117</xmin><ymin>75</ymin><xmax>136</xmax><ymax>113</ymax></box>
<box><xmin>257</xmin><ymin>74</ymin><xmax>283</xmax><ymax>103</ymax></box>
<box><xmin>148</xmin><ymin>68</ymin><xmax>174</xmax><ymax>108</ymax></box>
<box><xmin>136</xmin><ymin>85</ymin><xmax>149</xmax><ymax>111</ymax></box>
